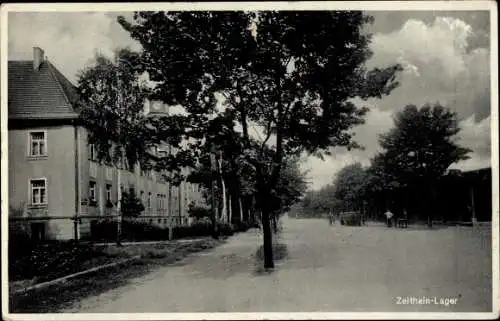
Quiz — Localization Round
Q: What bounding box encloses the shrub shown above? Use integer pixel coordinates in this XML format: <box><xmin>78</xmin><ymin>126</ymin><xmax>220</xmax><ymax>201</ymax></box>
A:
<box><xmin>172</xmin><ymin>221</ymin><xmax>213</xmax><ymax>239</ymax></box>
<box><xmin>120</xmin><ymin>191</ymin><xmax>145</xmax><ymax>217</ymax></box>
<box><xmin>340</xmin><ymin>213</ymin><xmax>362</xmax><ymax>226</ymax></box>
<box><xmin>188</xmin><ymin>205</ymin><xmax>212</xmax><ymax>220</ymax></box>
<box><xmin>233</xmin><ymin>220</ymin><xmax>252</xmax><ymax>232</ymax></box>
<box><xmin>85</xmin><ymin>220</ymin><xmax>170</xmax><ymax>242</ymax></box>
<box><xmin>217</xmin><ymin>222</ymin><xmax>234</xmax><ymax>236</ymax></box>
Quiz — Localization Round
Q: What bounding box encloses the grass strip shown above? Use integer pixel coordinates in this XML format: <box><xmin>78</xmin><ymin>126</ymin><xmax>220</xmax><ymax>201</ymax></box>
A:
<box><xmin>9</xmin><ymin>238</ymin><xmax>223</xmax><ymax>313</ymax></box>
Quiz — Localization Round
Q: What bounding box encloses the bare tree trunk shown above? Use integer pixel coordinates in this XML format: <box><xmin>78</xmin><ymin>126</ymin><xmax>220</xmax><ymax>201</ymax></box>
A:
<box><xmin>261</xmin><ymin>205</ymin><xmax>274</xmax><ymax>269</ymax></box>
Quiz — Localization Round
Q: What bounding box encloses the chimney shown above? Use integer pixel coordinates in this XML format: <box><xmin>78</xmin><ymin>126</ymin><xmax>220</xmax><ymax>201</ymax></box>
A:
<box><xmin>33</xmin><ymin>47</ymin><xmax>44</xmax><ymax>71</ymax></box>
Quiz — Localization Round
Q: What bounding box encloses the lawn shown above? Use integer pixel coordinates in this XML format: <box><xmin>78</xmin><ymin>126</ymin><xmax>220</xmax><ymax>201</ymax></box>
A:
<box><xmin>9</xmin><ymin>237</ymin><xmax>224</xmax><ymax>313</ymax></box>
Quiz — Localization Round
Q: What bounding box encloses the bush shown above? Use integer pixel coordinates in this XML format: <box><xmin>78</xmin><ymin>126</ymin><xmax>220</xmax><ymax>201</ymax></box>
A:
<box><xmin>340</xmin><ymin>213</ymin><xmax>362</xmax><ymax>226</ymax></box>
<box><xmin>85</xmin><ymin>220</ymin><xmax>170</xmax><ymax>242</ymax></box>
<box><xmin>172</xmin><ymin>221</ymin><xmax>213</xmax><ymax>239</ymax></box>
<box><xmin>9</xmin><ymin>223</ymin><xmax>35</xmax><ymax>261</ymax></box>
<box><xmin>87</xmin><ymin>219</ymin><xmax>238</xmax><ymax>242</ymax></box>
<box><xmin>188</xmin><ymin>205</ymin><xmax>212</xmax><ymax>220</ymax></box>
<box><xmin>233</xmin><ymin>220</ymin><xmax>252</xmax><ymax>232</ymax></box>
<box><xmin>120</xmin><ymin>192</ymin><xmax>145</xmax><ymax>217</ymax></box>
<box><xmin>217</xmin><ymin>222</ymin><xmax>234</xmax><ymax>236</ymax></box>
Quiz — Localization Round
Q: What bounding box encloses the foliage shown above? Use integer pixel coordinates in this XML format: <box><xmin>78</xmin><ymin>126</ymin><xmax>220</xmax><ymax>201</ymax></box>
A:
<box><xmin>233</xmin><ymin>220</ymin><xmax>253</xmax><ymax>232</ymax></box>
<box><xmin>269</xmin><ymin>157</ymin><xmax>308</xmax><ymax>216</ymax></box>
<box><xmin>77</xmin><ymin>48</ymin><xmax>153</xmax><ymax>170</ymax></box>
<box><xmin>117</xmin><ymin>11</ymin><xmax>402</xmax><ymax>268</ymax></box>
<box><xmin>332</xmin><ymin>162</ymin><xmax>369</xmax><ymax>212</ymax></box>
<box><xmin>172</xmin><ymin>221</ymin><xmax>214</xmax><ymax>239</ymax></box>
<box><xmin>372</xmin><ymin>103</ymin><xmax>471</xmax><ymax>188</ymax></box>
<box><xmin>339</xmin><ymin>212</ymin><xmax>363</xmax><ymax>226</ymax></box>
<box><xmin>366</xmin><ymin>103</ymin><xmax>471</xmax><ymax>223</ymax></box>
<box><xmin>9</xmin><ymin>241</ymin><xmax>107</xmax><ymax>282</ymax></box>
<box><xmin>187</xmin><ymin>204</ymin><xmax>212</xmax><ymax>220</ymax></box>
<box><xmin>300</xmin><ymin>184</ymin><xmax>337</xmax><ymax>214</ymax></box>
<box><xmin>86</xmin><ymin>219</ymin><xmax>168</xmax><ymax>242</ymax></box>
<box><xmin>120</xmin><ymin>191</ymin><xmax>145</xmax><ymax>217</ymax></box>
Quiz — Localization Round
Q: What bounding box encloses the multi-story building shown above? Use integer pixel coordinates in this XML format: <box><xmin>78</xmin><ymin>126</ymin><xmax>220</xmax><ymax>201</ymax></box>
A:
<box><xmin>8</xmin><ymin>47</ymin><xmax>205</xmax><ymax>240</ymax></box>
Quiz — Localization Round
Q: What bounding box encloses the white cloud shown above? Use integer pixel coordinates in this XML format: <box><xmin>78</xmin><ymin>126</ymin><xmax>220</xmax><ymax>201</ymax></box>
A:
<box><xmin>302</xmin><ymin>16</ymin><xmax>491</xmax><ymax>190</ymax></box>
<box><xmin>8</xmin><ymin>12</ymin><xmax>140</xmax><ymax>84</ymax></box>
<box><xmin>369</xmin><ymin>16</ymin><xmax>490</xmax><ymax>121</ymax></box>
<box><xmin>450</xmin><ymin>114</ymin><xmax>491</xmax><ymax>171</ymax></box>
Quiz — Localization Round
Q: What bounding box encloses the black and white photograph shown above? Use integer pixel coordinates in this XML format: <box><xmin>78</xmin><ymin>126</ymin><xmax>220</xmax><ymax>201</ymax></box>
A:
<box><xmin>1</xmin><ymin>1</ymin><xmax>498</xmax><ymax>319</ymax></box>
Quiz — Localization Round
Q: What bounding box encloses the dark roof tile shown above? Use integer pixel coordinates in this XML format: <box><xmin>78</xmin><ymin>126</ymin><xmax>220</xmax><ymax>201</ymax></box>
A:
<box><xmin>8</xmin><ymin>60</ymin><xmax>79</xmax><ymax>119</ymax></box>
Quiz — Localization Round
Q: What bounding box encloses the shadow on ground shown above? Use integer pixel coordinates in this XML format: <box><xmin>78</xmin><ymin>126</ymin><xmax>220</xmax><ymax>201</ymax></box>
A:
<box><xmin>253</xmin><ymin>243</ymin><xmax>289</xmax><ymax>275</ymax></box>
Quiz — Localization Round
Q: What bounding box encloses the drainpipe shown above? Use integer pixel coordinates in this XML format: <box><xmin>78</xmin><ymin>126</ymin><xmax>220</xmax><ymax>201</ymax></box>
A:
<box><xmin>178</xmin><ymin>182</ymin><xmax>182</xmax><ymax>225</ymax></box>
<box><xmin>74</xmin><ymin>125</ymin><xmax>80</xmax><ymax>241</ymax></box>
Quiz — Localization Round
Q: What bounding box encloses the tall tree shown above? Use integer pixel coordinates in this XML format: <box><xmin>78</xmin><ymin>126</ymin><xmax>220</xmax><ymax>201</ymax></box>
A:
<box><xmin>332</xmin><ymin>162</ymin><xmax>369</xmax><ymax>212</ymax></box>
<box><xmin>118</xmin><ymin>11</ymin><xmax>402</xmax><ymax>268</ymax></box>
<box><xmin>77</xmin><ymin>48</ymin><xmax>152</xmax><ymax>245</ymax></box>
<box><xmin>371</xmin><ymin>103</ymin><xmax>471</xmax><ymax>226</ymax></box>
<box><xmin>78</xmin><ymin>48</ymin><xmax>152</xmax><ymax>169</ymax></box>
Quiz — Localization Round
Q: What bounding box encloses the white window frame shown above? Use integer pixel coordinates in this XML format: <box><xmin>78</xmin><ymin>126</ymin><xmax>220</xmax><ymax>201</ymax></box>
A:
<box><xmin>29</xmin><ymin>178</ymin><xmax>48</xmax><ymax>206</ymax></box>
<box><xmin>106</xmin><ymin>184</ymin><xmax>112</xmax><ymax>202</ymax></box>
<box><xmin>89</xmin><ymin>181</ymin><xmax>97</xmax><ymax>202</ymax></box>
<box><xmin>27</xmin><ymin>130</ymin><xmax>48</xmax><ymax>157</ymax></box>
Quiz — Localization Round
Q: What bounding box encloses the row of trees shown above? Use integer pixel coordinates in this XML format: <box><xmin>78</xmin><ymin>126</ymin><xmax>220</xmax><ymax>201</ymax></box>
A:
<box><xmin>77</xmin><ymin>11</ymin><xmax>402</xmax><ymax>268</ymax></box>
<box><xmin>301</xmin><ymin>103</ymin><xmax>472</xmax><ymax>226</ymax></box>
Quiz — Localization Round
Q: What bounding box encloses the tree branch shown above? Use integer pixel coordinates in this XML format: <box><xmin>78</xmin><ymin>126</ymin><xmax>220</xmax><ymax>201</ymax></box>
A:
<box><xmin>260</xmin><ymin>119</ymin><xmax>273</xmax><ymax>154</ymax></box>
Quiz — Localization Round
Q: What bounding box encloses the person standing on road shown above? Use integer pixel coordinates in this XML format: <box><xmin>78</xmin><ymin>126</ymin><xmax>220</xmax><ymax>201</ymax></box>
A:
<box><xmin>385</xmin><ymin>209</ymin><xmax>394</xmax><ymax>228</ymax></box>
<box><xmin>328</xmin><ymin>209</ymin><xmax>334</xmax><ymax>225</ymax></box>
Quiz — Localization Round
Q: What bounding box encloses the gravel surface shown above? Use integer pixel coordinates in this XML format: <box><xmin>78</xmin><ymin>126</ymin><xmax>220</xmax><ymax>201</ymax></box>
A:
<box><xmin>62</xmin><ymin>216</ymin><xmax>492</xmax><ymax>313</ymax></box>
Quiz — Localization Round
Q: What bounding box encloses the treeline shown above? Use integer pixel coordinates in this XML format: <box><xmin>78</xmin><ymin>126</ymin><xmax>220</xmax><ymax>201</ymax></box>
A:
<box><xmin>300</xmin><ymin>104</ymin><xmax>485</xmax><ymax>226</ymax></box>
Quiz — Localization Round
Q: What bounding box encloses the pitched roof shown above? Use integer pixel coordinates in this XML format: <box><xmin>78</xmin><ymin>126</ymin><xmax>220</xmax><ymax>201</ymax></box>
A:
<box><xmin>8</xmin><ymin>60</ymin><xmax>79</xmax><ymax>120</ymax></box>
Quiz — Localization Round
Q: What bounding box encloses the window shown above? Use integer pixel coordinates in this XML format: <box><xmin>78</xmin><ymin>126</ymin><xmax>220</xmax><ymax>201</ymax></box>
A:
<box><xmin>157</xmin><ymin>193</ymin><xmax>161</xmax><ymax>209</ymax></box>
<box><xmin>29</xmin><ymin>132</ymin><xmax>47</xmax><ymax>157</ymax></box>
<box><xmin>89</xmin><ymin>181</ymin><xmax>97</xmax><ymax>201</ymax></box>
<box><xmin>106</xmin><ymin>184</ymin><xmax>112</xmax><ymax>201</ymax></box>
<box><xmin>30</xmin><ymin>179</ymin><xmax>47</xmax><ymax>205</ymax></box>
<box><xmin>147</xmin><ymin>192</ymin><xmax>152</xmax><ymax>208</ymax></box>
<box><xmin>105</xmin><ymin>166</ymin><xmax>113</xmax><ymax>180</ymax></box>
<box><xmin>129</xmin><ymin>186</ymin><xmax>135</xmax><ymax>196</ymax></box>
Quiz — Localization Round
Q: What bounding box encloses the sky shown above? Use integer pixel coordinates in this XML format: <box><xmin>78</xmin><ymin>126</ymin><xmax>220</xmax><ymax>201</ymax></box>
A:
<box><xmin>7</xmin><ymin>10</ymin><xmax>493</xmax><ymax>190</ymax></box>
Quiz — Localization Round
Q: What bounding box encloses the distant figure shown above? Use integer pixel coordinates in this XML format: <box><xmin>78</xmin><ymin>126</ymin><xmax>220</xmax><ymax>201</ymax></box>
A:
<box><xmin>397</xmin><ymin>209</ymin><xmax>408</xmax><ymax>228</ymax></box>
<box><xmin>328</xmin><ymin>210</ymin><xmax>334</xmax><ymax>225</ymax></box>
<box><xmin>385</xmin><ymin>210</ymin><xmax>394</xmax><ymax>228</ymax></box>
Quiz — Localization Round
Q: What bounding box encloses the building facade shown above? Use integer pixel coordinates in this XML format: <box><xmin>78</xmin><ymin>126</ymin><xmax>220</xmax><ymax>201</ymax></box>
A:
<box><xmin>8</xmin><ymin>47</ymin><xmax>205</xmax><ymax>240</ymax></box>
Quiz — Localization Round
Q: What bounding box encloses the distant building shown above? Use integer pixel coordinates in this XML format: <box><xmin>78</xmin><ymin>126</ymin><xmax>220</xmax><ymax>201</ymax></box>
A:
<box><xmin>8</xmin><ymin>47</ymin><xmax>205</xmax><ymax>240</ymax></box>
